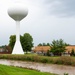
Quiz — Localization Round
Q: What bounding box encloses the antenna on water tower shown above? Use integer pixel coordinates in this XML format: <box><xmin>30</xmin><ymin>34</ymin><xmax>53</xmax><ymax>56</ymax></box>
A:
<box><xmin>8</xmin><ymin>3</ymin><xmax>28</xmax><ymax>54</ymax></box>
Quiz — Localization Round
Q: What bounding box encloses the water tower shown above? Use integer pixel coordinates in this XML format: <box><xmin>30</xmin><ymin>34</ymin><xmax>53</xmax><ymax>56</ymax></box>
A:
<box><xmin>8</xmin><ymin>3</ymin><xmax>28</xmax><ymax>54</ymax></box>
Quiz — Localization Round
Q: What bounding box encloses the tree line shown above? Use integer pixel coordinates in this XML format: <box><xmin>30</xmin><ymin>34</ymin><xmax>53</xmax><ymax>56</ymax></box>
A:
<box><xmin>9</xmin><ymin>33</ymin><xmax>69</xmax><ymax>55</ymax></box>
<box><xmin>1</xmin><ymin>32</ymin><xmax>75</xmax><ymax>56</ymax></box>
<box><xmin>38</xmin><ymin>41</ymin><xmax>70</xmax><ymax>46</ymax></box>
<box><xmin>8</xmin><ymin>33</ymin><xmax>73</xmax><ymax>56</ymax></box>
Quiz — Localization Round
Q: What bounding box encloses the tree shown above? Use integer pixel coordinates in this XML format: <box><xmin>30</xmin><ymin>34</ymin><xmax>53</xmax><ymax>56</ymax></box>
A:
<box><xmin>50</xmin><ymin>39</ymin><xmax>66</xmax><ymax>56</ymax></box>
<box><xmin>43</xmin><ymin>43</ymin><xmax>46</xmax><ymax>46</ymax></box>
<box><xmin>9</xmin><ymin>35</ymin><xmax>16</xmax><ymax>49</ymax></box>
<box><xmin>9</xmin><ymin>33</ymin><xmax>33</xmax><ymax>53</ymax></box>
<box><xmin>38</xmin><ymin>43</ymin><xmax>43</xmax><ymax>46</ymax></box>
<box><xmin>70</xmin><ymin>49</ymin><xmax>75</xmax><ymax>56</ymax></box>
<box><xmin>21</xmin><ymin>33</ymin><xmax>33</xmax><ymax>53</ymax></box>
<box><xmin>47</xmin><ymin>43</ymin><xmax>50</xmax><ymax>46</ymax></box>
<box><xmin>38</xmin><ymin>43</ymin><xmax>50</xmax><ymax>46</ymax></box>
<box><xmin>65</xmin><ymin>43</ymin><xmax>70</xmax><ymax>46</ymax></box>
<box><xmin>47</xmin><ymin>50</ymin><xmax>50</xmax><ymax>56</ymax></box>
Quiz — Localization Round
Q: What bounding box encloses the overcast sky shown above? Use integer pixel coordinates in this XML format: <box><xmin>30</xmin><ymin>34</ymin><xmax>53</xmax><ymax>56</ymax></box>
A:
<box><xmin>0</xmin><ymin>0</ymin><xmax>75</xmax><ymax>46</ymax></box>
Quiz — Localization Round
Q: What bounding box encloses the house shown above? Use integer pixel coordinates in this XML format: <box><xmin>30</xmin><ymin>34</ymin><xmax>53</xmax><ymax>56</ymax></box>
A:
<box><xmin>0</xmin><ymin>46</ymin><xmax>12</xmax><ymax>54</ymax></box>
<box><xmin>65</xmin><ymin>45</ymin><xmax>75</xmax><ymax>53</ymax></box>
<box><xmin>33</xmin><ymin>46</ymin><xmax>50</xmax><ymax>55</ymax></box>
<box><xmin>33</xmin><ymin>46</ymin><xmax>50</xmax><ymax>53</ymax></box>
<box><xmin>0</xmin><ymin>48</ymin><xmax>5</xmax><ymax>52</ymax></box>
<box><xmin>32</xmin><ymin>45</ymin><xmax>75</xmax><ymax>55</ymax></box>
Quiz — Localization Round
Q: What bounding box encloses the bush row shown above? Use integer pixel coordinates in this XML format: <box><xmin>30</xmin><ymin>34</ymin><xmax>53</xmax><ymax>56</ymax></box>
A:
<box><xmin>0</xmin><ymin>54</ymin><xmax>75</xmax><ymax>66</ymax></box>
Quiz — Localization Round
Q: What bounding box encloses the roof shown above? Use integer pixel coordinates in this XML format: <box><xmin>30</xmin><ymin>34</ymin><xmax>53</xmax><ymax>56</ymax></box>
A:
<box><xmin>33</xmin><ymin>45</ymin><xmax>75</xmax><ymax>53</ymax></box>
<box><xmin>33</xmin><ymin>46</ymin><xmax>50</xmax><ymax>52</ymax></box>
<box><xmin>66</xmin><ymin>45</ymin><xmax>75</xmax><ymax>53</ymax></box>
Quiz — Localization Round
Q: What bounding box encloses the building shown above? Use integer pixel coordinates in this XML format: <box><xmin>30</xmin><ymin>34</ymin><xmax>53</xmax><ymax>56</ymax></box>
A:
<box><xmin>33</xmin><ymin>46</ymin><xmax>50</xmax><ymax>54</ymax></box>
<box><xmin>33</xmin><ymin>45</ymin><xmax>75</xmax><ymax>55</ymax></box>
<box><xmin>65</xmin><ymin>45</ymin><xmax>75</xmax><ymax>53</ymax></box>
<box><xmin>0</xmin><ymin>46</ymin><xmax>12</xmax><ymax>54</ymax></box>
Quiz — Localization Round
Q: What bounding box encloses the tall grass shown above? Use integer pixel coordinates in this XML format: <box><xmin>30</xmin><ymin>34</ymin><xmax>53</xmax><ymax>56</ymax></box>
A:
<box><xmin>0</xmin><ymin>54</ymin><xmax>75</xmax><ymax>66</ymax></box>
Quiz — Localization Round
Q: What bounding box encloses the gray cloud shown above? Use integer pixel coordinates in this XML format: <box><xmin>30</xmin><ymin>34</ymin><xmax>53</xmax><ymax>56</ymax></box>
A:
<box><xmin>1</xmin><ymin>0</ymin><xmax>75</xmax><ymax>46</ymax></box>
<box><xmin>45</xmin><ymin>0</ymin><xmax>75</xmax><ymax>17</ymax></box>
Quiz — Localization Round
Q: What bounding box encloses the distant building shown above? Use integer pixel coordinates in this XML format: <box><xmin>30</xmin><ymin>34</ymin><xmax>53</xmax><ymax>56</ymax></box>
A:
<box><xmin>66</xmin><ymin>45</ymin><xmax>75</xmax><ymax>53</ymax></box>
<box><xmin>32</xmin><ymin>46</ymin><xmax>50</xmax><ymax>54</ymax></box>
<box><xmin>0</xmin><ymin>48</ymin><xmax>5</xmax><ymax>52</ymax></box>
<box><xmin>32</xmin><ymin>45</ymin><xmax>75</xmax><ymax>55</ymax></box>
<box><xmin>0</xmin><ymin>46</ymin><xmax>12</xmax><ymax>54</ymax></box>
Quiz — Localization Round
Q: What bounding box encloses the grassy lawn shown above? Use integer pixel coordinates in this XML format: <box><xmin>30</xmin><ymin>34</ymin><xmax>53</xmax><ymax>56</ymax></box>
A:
<box><xmin>0</xmin><ymin>64</ymin><xmax>57</xmax><ymax>75</ymax></box>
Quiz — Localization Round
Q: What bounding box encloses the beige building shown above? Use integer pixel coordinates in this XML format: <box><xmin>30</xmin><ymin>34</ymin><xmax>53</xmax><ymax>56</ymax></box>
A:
<box><xmin>65</xmin><ymin>45</ymin><xmax>75</xmax><ymax>53</ymax></box>
<box><xmin>33</xmin><ymin>46</ymin><xmax>50</xmax><ymax>53</ymax></box>
<box><xmin>33</xmin><ymin>45</ymin><xmax>75</xmax><ymax>54</ymax></box>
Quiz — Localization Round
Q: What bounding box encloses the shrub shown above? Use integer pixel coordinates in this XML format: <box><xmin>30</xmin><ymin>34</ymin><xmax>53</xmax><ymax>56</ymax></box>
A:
<box><xmin>52</xmin><ymin>56</ymin><xmax>75</xmax><ymax>66</ymax></box>
<box><xmin>64</xmin><ymin>73</ymin><xmax>68</xmax><ymax>75</ymax></box>
<box><xmin>47</xmin><ymin>50</ymin><xmax>50</xmax><ymax>56</ymax></box>
<box><xmin>40</xmin><ymin>58</ymin><xmax>48</xmax><ymax>63</ymax></box>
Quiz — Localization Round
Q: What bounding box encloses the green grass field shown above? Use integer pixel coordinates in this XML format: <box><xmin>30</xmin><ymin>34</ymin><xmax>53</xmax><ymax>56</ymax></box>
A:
<box><xmin>0</xmin><ymin>64</ymin><xmax>57</xmax><ymax>75</ymax></box>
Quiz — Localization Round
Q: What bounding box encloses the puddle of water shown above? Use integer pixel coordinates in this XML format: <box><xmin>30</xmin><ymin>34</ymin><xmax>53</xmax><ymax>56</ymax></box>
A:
<box><xmin>0</xmin><ymin>59</ymin><xmax>75</xmax><ymax>75</ymax></box>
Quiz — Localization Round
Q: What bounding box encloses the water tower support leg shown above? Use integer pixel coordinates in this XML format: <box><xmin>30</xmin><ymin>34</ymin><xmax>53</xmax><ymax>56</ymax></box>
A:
<box><xmin>12</xmin><ymin>21</ymin><xmax>24</xmax><ymax>54</ymax></box>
